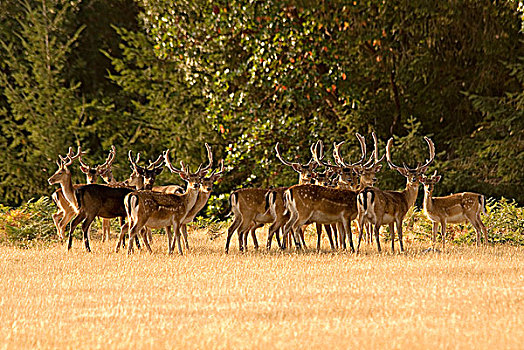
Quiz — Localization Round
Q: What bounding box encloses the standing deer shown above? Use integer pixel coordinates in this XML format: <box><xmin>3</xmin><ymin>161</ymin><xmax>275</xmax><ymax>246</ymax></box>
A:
<box><xmin>117</xmin><ymin>144</ymin><xmax>217</xmax><ymax>252</ymax></box>
<box><xmin>124</xmin><ymin>148</ymin><xmax>210</xmax><ymax>255</ymax></box>
<box><xmin>420</xmin><ymin>171</ymin><xmax>488</xmax><ymax>248</ymax></box>
<box><xmin>66</xmin><ymin>152</ymin><xmax>165</xmax><ymax>252</ymax></box>
<box><xmin>48</xmin><ymin>146</ymin><xmax>89</xmax><ymax>239</ymax></box>
<box><xmin>356</xmin><ymin>137</ymin><xmax>435</xmax><ymax>253</ymax></box>
<box><xmin>225</xmin><ymin>142</ymin><xmax>318</xmax><ymax>254</ymax></box>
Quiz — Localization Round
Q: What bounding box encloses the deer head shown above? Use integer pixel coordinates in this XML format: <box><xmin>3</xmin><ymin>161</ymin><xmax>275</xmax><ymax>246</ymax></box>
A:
<box><xmin>48</xmin><ymin>146</ymin><xmax>86</xmax><ymax>185</ymax></box>
<box><xmin>127</xmin><ymin>150</ymin><xmax>165</xmax><ymax>190</ymax></box>
<box><xmin>275</xmin><ymin>142</ymin><xmax>318</xmax><ymax>184</ymax></box>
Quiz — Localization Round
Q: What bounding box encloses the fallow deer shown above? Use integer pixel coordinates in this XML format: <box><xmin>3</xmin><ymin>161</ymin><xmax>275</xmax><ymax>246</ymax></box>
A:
<box><xmin>356</xmin><ymin>137</ymin><xmax>435</xmax><ymax>253</ymax></box>
<box><xmin>420</xmin><ymin>171</ymin><xmax>488</xmax><ymax>248</ymax></box>
<box><xmin>66</xmin><ymin>151</ymin><xmax>165</xmax><ymax>252</ymax></box>
<box><xmin>124</xmin><ymin>147</ymin><xmax>213</xmax><ymax>255</ymax></box>
<box><xmin>225</xmin><ymin>142</ymin><xmax>318</xmax><ymax>253</ymax></box>
<box><xmin>48</xmin><ymin>146</ymin><xmax>89</xmax><ymax>239</ymax></box>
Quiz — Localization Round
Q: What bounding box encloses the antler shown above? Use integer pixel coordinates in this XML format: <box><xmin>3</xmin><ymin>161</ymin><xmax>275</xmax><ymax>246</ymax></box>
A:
<box><xmin>196</xmin><ymin>143</ymin><xmax>213</xmax><ymax>177</ymax></box>
<box><xmin>275</xmin><ymin>142</ymin><xmax>298</xmax><ymax>168</ymax></box>
<box><xmin>207</xmin><ymin>159</ymin><xmax>225</xmax><ymax>180</ymax></box>
<box><xmin>147</xmin><ymin>154</ymin><xmax>164</xmax><ymax>170</ymax></box>
<box><xmin>97</xmin><ymin>145</ymin><xmax>116</xmax><ymax>171</ymax></box>
<box><xmin>59</xmin><ymin>146</ymin><xmax>85</xmax><ymax>167</ymax></box>
<box><xmin>363</xmin><ymin>132</ymin><xmax>385</xmax><ymax>168</ymax></box>
<box><xmin>313</xmin><ymin>140</ymin><xmax>337</xmax><ymax>170</ymax></box>
<box><xmin>163</xmin><ymin>149</ymin><xmax>186</xmax><ymax>174</ymax></box>
<box><xmin>333</xmin><ymin>133</ymin><xmax>367</xmax><ymax>168</ymax></box>
<box><xmin>386</xmin><ymin>136</ymin><xmax>435</xmax><ymax>173</ymax></box>
<box><xmin>128</xmin><ymin>150</ymin><xmax>142</xmax><ymax>171</ymax></box>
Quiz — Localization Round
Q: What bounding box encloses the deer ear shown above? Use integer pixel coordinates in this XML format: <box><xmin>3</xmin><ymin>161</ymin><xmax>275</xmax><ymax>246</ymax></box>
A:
<box><xmin>80</xmin><ymin>166</ymin><xmax>89</xmax><ymax>173</ymax></box>
<box><xmin>374</xmin><ymin>164</ymin><xmax>382</xmax><ymax>172</ymax></box>
<box><xmin>291</xmin><ymin>164</ymin><xmax>302</xmax><ymax>173</ymax></box>
<box><xmin>154</xmin><ymin>167</ymin><xmax>164</xmax><ymax>175</ymax></box>
<box><xmin>434</xmin><ymin>175</ymin><xmax>442</xmax><ymax>183</ymax></box>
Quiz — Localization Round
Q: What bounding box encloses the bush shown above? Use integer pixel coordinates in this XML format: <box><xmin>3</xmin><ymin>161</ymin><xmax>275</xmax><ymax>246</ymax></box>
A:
<box><xmin>0</xmin><ymin>196</ymin><xmax>58</xmax><ymax>247</ymax></box>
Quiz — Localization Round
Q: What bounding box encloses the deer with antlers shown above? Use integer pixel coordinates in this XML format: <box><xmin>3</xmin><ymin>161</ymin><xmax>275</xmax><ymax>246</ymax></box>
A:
<box><xmin>117</xmin><ymin>144</ymin><xmax>219</xmax><ymax>253</ymax></box>
<box><xmin>66</xmin><ymin>151</ymin><xmax>165</xmax><ymax>252</ymax></box>
<box><xmin>225</xmin><ymin>142</ymin><xmax>318</xmax><ymax>254</ymax></box>
<box><xmin>278</xmin><ymin>139</ymin><xmax>367</xmax><ymax>252</ymax></box>
<box><xmin>265</xmin><ymin>140</ymin><xmax>342</xmax><ymax>251</ymax></box>
<box><xmin>124</xmin><ymin>145</ymin><xmax>215</xmax><ymax>255</ymax></box>
<box><xmin>48</xmin><ymin>146</ymin><xmax>91</xmax><ymax>239</ymax></box>
<box><xmin>356</xmin><ymin>137</ymin><xmax>435</xmax><ymax>253</ymax></box>
<box><xmin>420</xmin><ymin>171</ymin><xmax>488</xmax><ymax>249</ymax></box>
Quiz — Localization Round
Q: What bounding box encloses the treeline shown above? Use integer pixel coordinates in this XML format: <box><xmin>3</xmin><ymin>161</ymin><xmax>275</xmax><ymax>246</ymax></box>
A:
<box><xmin>0</xmin><ymin>0</ymin><xmax>523</xmax><ymax>208</ymax></box>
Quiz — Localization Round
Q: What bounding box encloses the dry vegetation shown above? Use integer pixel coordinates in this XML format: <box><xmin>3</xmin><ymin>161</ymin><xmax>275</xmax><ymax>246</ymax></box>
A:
<box><xmin>0</xmin><ymin>227</ymin><xmax>523</xmax><ymax>349</ymax></box>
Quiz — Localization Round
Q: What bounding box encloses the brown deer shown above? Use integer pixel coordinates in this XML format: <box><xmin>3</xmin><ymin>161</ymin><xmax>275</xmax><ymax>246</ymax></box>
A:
<box><xmin>281</xmin><ymin>180</ymin><xmax>359</xmax><ymax>252</ymax></box>
<box><xmin>280</xmin><ymin>139</ymin><xmax>366</xmax><ymax>252</ymax></box>
<box><xmin>335</xmin><ymin>133</ymin><xmax>385</xmax><ymax>244</ymax></box>
<box><xmin>420</xmin><ymin>171</ymin><xmax>488</xmax><ymax>248</ymax></box>
<box><xmin>265</xmin><ymin>140</ymin><xmax>343</xmax><ymax>251</ymax></box>
<box><xmin>66</xmin><ymin>152</ymin><xmax>165</xmax><ymax>252</ymax></box>
<box><xmin>48</xmin><ymin>146</ymin><xmax>89</xmax><ymax>239</ymax></box>
<box><xmin>225</xmin><ymin>142</ymin><xmax>318</xmax><ymax>254</ymax></box>
<box><xmin>356</xmin><ymin>137</ymin><xmax>435</xmax><ymax>253</ymax></box>
<box><xmin>117</xmin><ymin>144</ymin><xmax>217</xmax><ymax>252</ymax></box>
<box><xmin>179</xmin><ymin>159</ymin><xmax>224</xmax><ymax>249</ymax></box>
<box><xmin>124</xmin><ymin>149</ymin><xmax>209</xmax><ymax>255</ymax></box>
<box><xmin>80</xmin><ymin>145</ymin><xmax>116</xmax><ymax>242</ymax></box>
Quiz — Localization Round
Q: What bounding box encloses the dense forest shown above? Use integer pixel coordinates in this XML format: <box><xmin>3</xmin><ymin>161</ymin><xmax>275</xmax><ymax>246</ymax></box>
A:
<box><xmin>1</xmin><ymin>0</ymin><xmax>523</xmax><ymax>211</ymax></box>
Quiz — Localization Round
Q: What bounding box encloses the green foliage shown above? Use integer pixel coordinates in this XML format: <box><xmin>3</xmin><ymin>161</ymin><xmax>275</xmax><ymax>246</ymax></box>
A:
<box><xmin>0</xmin><ymin>0</ymin><xmax>92</xmax><ymax>204</ymax></box>
<box><xmin>0</xmin><ymin>197</ymin><xmax>57</xmax><ymax>247</ymax></box>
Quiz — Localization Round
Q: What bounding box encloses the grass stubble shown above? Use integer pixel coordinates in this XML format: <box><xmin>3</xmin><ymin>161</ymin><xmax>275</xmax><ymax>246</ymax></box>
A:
<box><xmin>0</xmin><ymin>228</ymin><xmax>523</xmax><ymax>350</ymax></box>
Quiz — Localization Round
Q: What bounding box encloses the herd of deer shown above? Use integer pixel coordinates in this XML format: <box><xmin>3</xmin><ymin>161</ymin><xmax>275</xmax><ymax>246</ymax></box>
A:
<box><xmin>47</xmin><ymin>134</ymin><xmax>488</xmax><ymax>255</ymax></box>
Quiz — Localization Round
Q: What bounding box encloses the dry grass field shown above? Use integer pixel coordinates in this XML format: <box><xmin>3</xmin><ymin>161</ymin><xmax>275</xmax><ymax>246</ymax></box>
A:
<box><xmin>0</xmin><ymin>227</ymin><xmax>523</xmax><ymax>350</ymax></box>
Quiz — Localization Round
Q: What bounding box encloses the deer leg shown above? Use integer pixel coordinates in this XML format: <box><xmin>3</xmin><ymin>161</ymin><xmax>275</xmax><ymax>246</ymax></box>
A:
<box><xmin>315</xmin><ymin>223</ymin><xmax>322</xmax><ymax>251</ymax></box>
<box><xmin>60</xmin><ymin>210</ymin><xmax>76</xmax><ymax>242</ymax></box>
<box><xmin>332</xmin><ymin>224</ymin><xmax>339</xmax><ymax>249</ymax></box>
<box><xmin>67</xmin><ymin>212</ymin><xmax>85</xmax><ymax>251</ymax></box>
<box><xmin>181</xmin><ymin>224</ymin><xmax>189</xmax><ymax>249</ymax></box>
<box><xmin>432</xmin><ymin>222</ymin><xmax>438</xmax><ymax>247</ymax></box>
<box><xmin>356</xmin><ymin>219</ymin><xmax>365</xmax><ymax>254</ymax></box>
<box><xmin>366</xmin><ymin>223</ymin><xmax>372</xmax><ymax>245</ymax></box>
<box><xmin>52</xmin><ymin>211</ymin><xmax>64</xmax><ymax>239</ymax></box>
<box><xmin>251</xmin><ymin>225</ymin><xmax>260</xmax><ymax>250</ymax></box>
<box><xmin>476</xmin><ymin>214</ymin><xmax>488</xmax><ymax>245</ymax></box>
<box><xmin>343</xmin><ymin>219</ymin><xmax>354</xmax><ymax>253</ymax></box>
<box><xmin>225</xmin><ymin>217</ymin><xmax>241</xmax><ymax>254</ymax></box>
<box><xmin>299</xmin><ymin>226</ymin><xmax>307</xmax><ymax>250</ymax></box>
<box><xmin>397</xmin><ymin>220</ymin><xmax>404</xmax><ymax>252</ymax></box>
<box><xmin>440</xmin><ymin>221</ymin><xmax>447</xmax><ymax>250</ymax></box>
<box><xmin>101</xmin><ymin>219</ymin><xmax>109</xmax><ymax>242</ymax></box>
<box><xmin>389</xmin><ymin>223</ymin><xmax>396</xmax><ymax>252</ymax></box>
<box><xmin>140</xmin><ymin>228</ymin><xmax>153</xmax><ymax>253</ymax></box>
<box><xmin>243</xmin><ymin>230</ymin><xmax>249</xmax><ymax>252</ymax></box>
<box><xmin>325</xmin><ymin>224</ymin><xmax>335</xmax><ymax>250</ymax></box>
<box><xmin>374</xmin><ymin>224</ymin><xmax>381</xmax><ymax>252</ymax></box>
<box><xmin>81</xmin><ymin>215</ymin><xmax>95</xmax><ymax>253</ymax></box>
<box><xmin>267</xmin><ymin>220</ymin><xmax>281</xmax><ymax>250</ymax></box>
<box><xmin>336</xmin><ymin>222</ymin><xmax>346</xmax><ymax>250</ymax></box>
<box><xmin>173</xmin><ymin>223</ymin><xmax>183</xmax><ymax>255</ymax></box>
<box><xmin>166</xmin><ymin>226</ymin><xmax>174</xmax><ymax>254</ymax></box>
<box><xmin>115</xmin><ymin>222</ymin><xmax>128</xmax><ymax>253</ymax></box>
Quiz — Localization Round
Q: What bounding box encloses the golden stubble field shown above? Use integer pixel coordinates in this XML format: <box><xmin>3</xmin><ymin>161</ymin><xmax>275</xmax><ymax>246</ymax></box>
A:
<box><xmin>0</xmin><ymin>228</ymin><xmax>523</xmax><ymax>350</ymax></box>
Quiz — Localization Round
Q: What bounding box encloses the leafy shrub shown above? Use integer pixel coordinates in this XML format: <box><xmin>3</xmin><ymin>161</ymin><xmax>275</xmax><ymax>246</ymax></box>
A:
<box><xmin>0</xmin><ymin>197</ymin><xmax>58</xmax><ymax>247</ymax></box>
